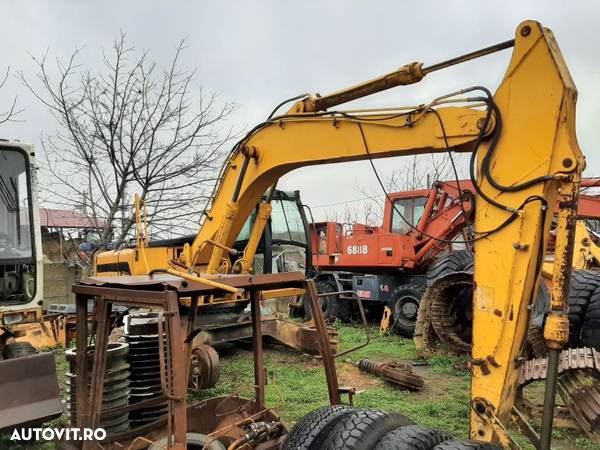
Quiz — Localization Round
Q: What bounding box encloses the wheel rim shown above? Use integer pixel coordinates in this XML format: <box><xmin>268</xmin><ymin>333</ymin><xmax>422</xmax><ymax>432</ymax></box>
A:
<box><xmin>394</xmin><ymin>295</ymin><xmax>420</xmax><ymax>326</ymax></box>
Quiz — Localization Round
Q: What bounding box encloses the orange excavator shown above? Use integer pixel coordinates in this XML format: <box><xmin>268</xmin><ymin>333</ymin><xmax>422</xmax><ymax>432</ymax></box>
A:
<box><xmin>309</xmin><ymin>179</ymin><xmax>600</xmax><ymax>336</ymax></box>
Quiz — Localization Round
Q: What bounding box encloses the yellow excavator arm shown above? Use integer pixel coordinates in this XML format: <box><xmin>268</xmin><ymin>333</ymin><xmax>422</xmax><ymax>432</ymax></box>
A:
<box><xmin>95</xmin><ymin>20</ymin><xmax>584</xmax><ymax>446</ymax></box>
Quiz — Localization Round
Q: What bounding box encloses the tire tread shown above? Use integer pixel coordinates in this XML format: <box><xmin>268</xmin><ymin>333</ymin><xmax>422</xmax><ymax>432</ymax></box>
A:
<box><xmin>374</xmin><ymin>424</ymin><xmax>451</xmax><ymax>450</ymax></box>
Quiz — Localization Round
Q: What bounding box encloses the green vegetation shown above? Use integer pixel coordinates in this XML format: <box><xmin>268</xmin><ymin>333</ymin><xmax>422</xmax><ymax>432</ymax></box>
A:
<box><xmin>1</xmin><ymin>325</ymin><xmax>598</xmax><ymax>449</ymax></box>
<box><xmin>189</xmin><ymin>324</ymin><xmax>599</xmax><ymax>450</ymax></box>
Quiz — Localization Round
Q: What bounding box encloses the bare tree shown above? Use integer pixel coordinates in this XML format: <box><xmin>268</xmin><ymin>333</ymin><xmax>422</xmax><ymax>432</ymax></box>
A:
<box><xmin>359</xmin><ymin>153</ymin><xmax>461</xmax><ymax>223</ymax></box>
<box><xmin>19</xmin><ymin>34</ymin><xmax>235</xmax><ymax>259</ymax></box>
<box><xmin>323</xmin><ymin>200</ymin><xmax>377</xmax><ymax>230</ymax></box>
<box><xmin>0</xmin><ymin>67</ymin><xmax>23</xmax><ymax>125</ymax></box>
<box><xmin>385</xmin><ymin>154</ymin><xmax>456</xmax><ymax>192</ymax></box>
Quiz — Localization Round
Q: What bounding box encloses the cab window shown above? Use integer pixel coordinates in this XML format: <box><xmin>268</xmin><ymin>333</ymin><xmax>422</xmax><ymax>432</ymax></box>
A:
<box><xmin>271</xmin><ymin>199</ymin><xmax>306</xmax><ymax>244</ymax></box>
<box><xmin>390</xmin><ymin>197</ymin><xmax>427</xmax><ymax>234</ymax></box>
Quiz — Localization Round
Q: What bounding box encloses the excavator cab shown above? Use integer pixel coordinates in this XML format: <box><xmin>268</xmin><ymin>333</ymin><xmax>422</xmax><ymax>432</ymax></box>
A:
<box><xmin>235</xmin><ymin>190</ymin><xmax>312</xmax><ymax>276</ymax></box>
<box><xmin>386</xmin><ymin>190</ymin><xmax>430</xmax><ymax>234</ymax></box>
<box><xmin>0</xmin><ymin>142</ymin><xmax>62</xmax><ymax>430</ymax></box>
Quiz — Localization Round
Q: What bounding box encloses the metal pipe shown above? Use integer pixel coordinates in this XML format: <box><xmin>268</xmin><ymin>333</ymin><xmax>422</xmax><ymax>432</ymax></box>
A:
<box><xmin>232</xmin><ymin>154</ymin><xmax>251</xmax><ymax>202</ymax></box>
<box><xmin>417</xmin><ymin>189</ymin><xmax>437</xmax><ymax>232</ymax></box>
<box><xmin>165</xmin><ymin>268</ymin><xmax>240</xmax><ymax>294</ymax></box>
<box><xmin>250</xmin><ymin>290</ymin><xmax>266</xmax><ymax>409</ymax></box>
<box><xmin>310</xmin><ymin>62</ymin><xmax>425</xmax><ymax>112</ymax></box>
<box><xmin>540</xmin><ymin>349</ymin><xmax>560</xmax><ymax>450</ymax></box>
<box><xmin>541</xmin><ymin>178</ymin><xmax>581</xmax><ymax>449</ymax></box>
<box><xmin>422</xmin><ymin>39</ymin><xmax>515</xmax><ymax>74</ymax></box>
<box><xmin>305</xmin><ymin>279</ymin><xmax>341</xmax><ymax>404</ymax></box>
<box><xmin>265</xmin><ymin>181</ymin><xmax>279</xmax><ymax>203</ymax></box>
<box><xmin>307</xmin><ymin>39</ymin><xmax>514</xmax><ymax>112</ymax></box>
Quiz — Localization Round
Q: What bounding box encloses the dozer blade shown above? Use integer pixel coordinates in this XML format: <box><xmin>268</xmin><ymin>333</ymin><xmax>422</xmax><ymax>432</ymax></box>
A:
<box><xmin>0</xmin><ymin>352</ymin><xmax>63</xmax><ymax>430</ymax></box>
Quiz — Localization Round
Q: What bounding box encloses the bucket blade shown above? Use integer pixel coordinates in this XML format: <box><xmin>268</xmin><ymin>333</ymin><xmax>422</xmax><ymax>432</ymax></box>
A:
<box><xmin>0</xmin><ymin>352</ymin><xmax>63</xmax><ymax>430</ymax></box>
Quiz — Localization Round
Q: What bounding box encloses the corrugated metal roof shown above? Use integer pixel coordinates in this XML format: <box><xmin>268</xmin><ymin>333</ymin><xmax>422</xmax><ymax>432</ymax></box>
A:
<box><xmin>40</xmin><ymin>208</ymin><xmax>105</xmax><ymax>229</ymax></box>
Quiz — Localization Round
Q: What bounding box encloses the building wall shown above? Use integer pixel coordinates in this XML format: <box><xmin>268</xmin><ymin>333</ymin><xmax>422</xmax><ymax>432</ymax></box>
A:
<box><xmin>42</xmin><ymin>260</ymin><xmax>80</xmax><ymax>308</ymax></box>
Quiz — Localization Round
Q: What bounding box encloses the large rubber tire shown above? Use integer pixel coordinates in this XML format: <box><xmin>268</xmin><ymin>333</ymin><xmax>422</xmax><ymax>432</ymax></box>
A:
<box><xmin>321</xmin><ymin>408</ymin><xmax>414</xmax><ymax>450</ymax></box>
<box><xmin>306</xmin><ymin>279</ymin><xmax>350</xmax><ymax>322</ymax></box>
<box><xmin>567</xmin><ymin>270</ymin><xmax>600</xmax><ymax>347</ymax></box>
<box><xmin>426</xmin><ymin>251</ymin><xmax>474</xmax><ymax>286</ymax></box>
<box><xmin>581</xmin><ymin>283</ymin><xmax>600</xmax><ymax>350</ymax></box>
<box><xmin>149</xmin><ymin>432</ymin><xmax>225</xmax><ymax>450</ymax></box>
<box><xmin>374</xmin><ymin>425</ymin><xmax>451</xmax><ymax>450</ymax></box>
<box><xmin>389</xmin><ymin>284</ymin><xmax>425</xmax><ymax>337</ymax></box>
<box><xmin>281</xmin><ymin>405</ymin><xmax>356</xmax><ymax>450</ymax></box>
<box><xmin>3</xmin><ymin>341</ymin><xmax>36</xmax><ymax>359</ymax></box>
<box><xmin>432</xmin><ymin>440</ymin><xmax>500</xmax><ymax>450</ymax></box>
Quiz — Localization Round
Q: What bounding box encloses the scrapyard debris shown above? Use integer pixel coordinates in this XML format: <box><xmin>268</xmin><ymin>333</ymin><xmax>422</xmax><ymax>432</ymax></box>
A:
<box><xmin>189</xmin><ymin>343</ymin><xmax>220</xmax><ymax>390</ymax></box>
<box><xmin>354</xmin><ymin>358</ymin><xmax>424</xmax><ymax>391</ymax></box>
<box><xmin>517</xmin><ymin>347</ymin><xmax>600</xmax><ymax>442</ymax></box>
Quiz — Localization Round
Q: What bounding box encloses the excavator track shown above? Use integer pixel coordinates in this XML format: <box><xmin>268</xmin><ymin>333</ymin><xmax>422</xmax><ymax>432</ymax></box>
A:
<box><xmin>526</xmin><ymin>323</ymin><xmax>548</xmax><ymax>358</ymax></box>
<box><xmin>413</xmin><ymin>285</ymin><xmax>439</xmax><ymax>356</ymax></box>
<box><xmin>557</xmin><ymin>371</ymin><xmax>600</xmax><ymax>437</ymax></box>
<box><xmin>427</xmin><ymin>273</ymin><xmax>473</xmax><ymax>354</ymax></box>
<box><xmin>518</xmin><ymin>347</ymin><xmax>600</xmax><ymax>385</ymax></box>
<box><xmin>517</xmin><ymin>347</ymin><xmax>600</xmax><ymax>441</ymax></box>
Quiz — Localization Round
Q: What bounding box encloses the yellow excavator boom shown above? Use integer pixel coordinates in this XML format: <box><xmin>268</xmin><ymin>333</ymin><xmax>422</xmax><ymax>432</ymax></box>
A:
<box><xmin>94</xmin><ymin>20</ymin><xmax>585</xmax><ymax>447</ymax></box>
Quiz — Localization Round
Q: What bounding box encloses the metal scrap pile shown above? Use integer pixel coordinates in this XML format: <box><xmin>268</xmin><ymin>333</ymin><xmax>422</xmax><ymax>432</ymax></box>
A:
<box><xmin>518</xmin><ymin>347</ymin><xmax>600</xmax><ymax>442</ymax></box>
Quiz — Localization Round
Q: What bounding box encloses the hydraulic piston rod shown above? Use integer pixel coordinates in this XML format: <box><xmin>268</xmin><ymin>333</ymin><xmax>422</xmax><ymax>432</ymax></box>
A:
<box><xmin>302</xmin><ymin>39</ymin><xmax>514</xmax><ymax>112</ymax></box>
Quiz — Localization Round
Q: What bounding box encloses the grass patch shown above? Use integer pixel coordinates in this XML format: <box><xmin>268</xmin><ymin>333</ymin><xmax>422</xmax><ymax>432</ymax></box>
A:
<box><xmin>2</xmin><ymin>325</ymin><xmax>598</xmax><ymax>449</ymax></box>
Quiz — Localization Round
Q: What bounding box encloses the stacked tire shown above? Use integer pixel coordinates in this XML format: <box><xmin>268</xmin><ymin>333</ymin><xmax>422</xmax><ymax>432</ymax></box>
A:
<box><xmin>282</xmin><ymin>406</ymin><xmax>499</xmax><ymax>450</ymax></box>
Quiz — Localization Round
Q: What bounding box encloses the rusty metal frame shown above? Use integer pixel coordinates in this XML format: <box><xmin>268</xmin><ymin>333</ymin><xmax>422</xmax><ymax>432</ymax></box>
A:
<box><xmin>317</xmin><ymin>290</ymin><xmax>371</xmax><ymax>358</ymax></box>
<box><xmin>186</xmin><ymin>316</ymin><xmax>338</xmax><ymax>357</ymax></box>
<box><xmin>74</xmin><ymin>287</ymin><xmax>187</xmax><ymax>449</ymax></box>
<box><xmin>305</xmin><ymin>279</ymin><xmax>340</xmax><ymax>404</ymax></box>
<box><xmin>70</xmin><ymin>271</ymin><xmax>341</xmax><ymax>448</ymax></box>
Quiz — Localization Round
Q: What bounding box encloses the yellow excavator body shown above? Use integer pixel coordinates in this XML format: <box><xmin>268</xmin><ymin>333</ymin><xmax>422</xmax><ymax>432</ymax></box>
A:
<box><xmin>93</xmin><ymin>20</ymin><xmax>585</xmax><ymax>447</ymax></box>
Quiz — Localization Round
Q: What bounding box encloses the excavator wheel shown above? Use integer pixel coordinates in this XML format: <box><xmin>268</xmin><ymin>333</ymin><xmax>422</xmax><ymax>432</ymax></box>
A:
<box><xmin>421</xmin><ymin>251</ymin><xmax>591</xmax><ymax>357</ymax></box>
<box><xmin>389</xmin><ymin>284</ymin><xmax>425</xmax><ymax>337</ymax></box>
<box><xmin>569</xmin><ymin>270</ymin><xmax>600</xmax><ymax>348</ymax></box>
<box><xmin>526</xmin><ymin>323</ymin><xmax>548</xmax><ymax>357</ymax></box>
<box><xmin>305</xmin><ymin>279</ymin><xmax>350</xmax><ymax>322</ymax></box>
<box><xmin>424</xmin><ymin>251</ymin><xmax>474</xmax><ymax>352</ymax></box>
<box><xmin>581</xmin><ymin>284</ymin><xmax>600</xmax><ymax>350</ymax></box>
<box><xmin>373</xmin><ymin>424</ymin><xmax>451</xmax><ymax>450</ymax></box>
<box><xmin>426</xmin><ymin>251</ymin><xmax>474</xmax><ymax>285</ymax></box>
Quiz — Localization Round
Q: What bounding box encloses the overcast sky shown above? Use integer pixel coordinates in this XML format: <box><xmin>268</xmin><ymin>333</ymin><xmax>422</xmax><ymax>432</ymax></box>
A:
<box><xmin>2</xmin><ymin>1</ymin><xmax>599</xmax><ymax>223</ymax></box>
